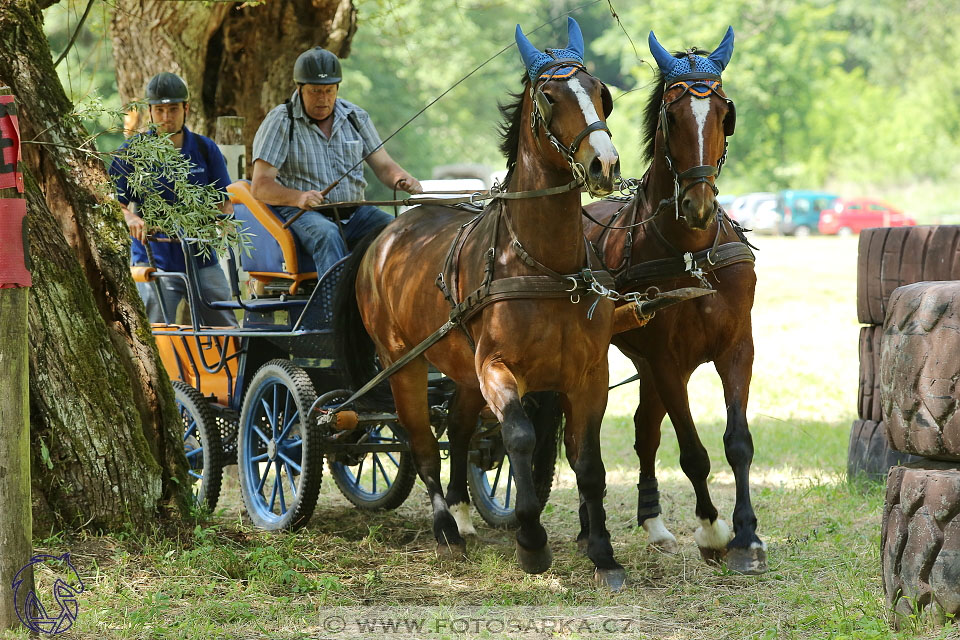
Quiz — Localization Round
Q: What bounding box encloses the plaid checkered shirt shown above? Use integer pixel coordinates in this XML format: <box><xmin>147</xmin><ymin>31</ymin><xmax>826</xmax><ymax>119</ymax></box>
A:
<box><xmin>252</xmin><ymin>91</ymin><xmax>382</xmax><ymax>204</ymax></box>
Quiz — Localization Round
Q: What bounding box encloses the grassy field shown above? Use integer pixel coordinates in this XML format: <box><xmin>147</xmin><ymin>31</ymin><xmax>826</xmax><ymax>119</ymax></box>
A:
<box><xmin>6</xmin><ymin>236</ymin><xmax>956</xmax><ymax>640</ymax></box>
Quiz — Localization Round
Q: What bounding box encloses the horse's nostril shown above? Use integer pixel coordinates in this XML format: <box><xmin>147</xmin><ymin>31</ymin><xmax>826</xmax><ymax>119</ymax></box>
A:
<box><xmin>589</xmin><ymin>157</ymin><xmax>603</xmax><ymax>179</ymax></box>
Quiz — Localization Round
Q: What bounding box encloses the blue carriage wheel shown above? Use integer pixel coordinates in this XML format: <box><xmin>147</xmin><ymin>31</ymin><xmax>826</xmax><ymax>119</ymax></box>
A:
<box><xmin>237</xmin><ymin>360</ymin><xmax>322</xmax><ymax>531</ymax></box>
<box><xmin>328</xmin><ymin>420</ymin><xmax>417</xmax><ymax>511</ymax></box>
<box><xmin>172</xmin><ymin>380</ymin><xmax>223</xmax><ymax>511</ymax></box>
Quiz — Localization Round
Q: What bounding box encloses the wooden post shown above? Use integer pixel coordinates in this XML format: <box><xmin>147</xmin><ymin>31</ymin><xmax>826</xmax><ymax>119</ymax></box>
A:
<box><xmin>0</xmin><ymin>86</ymin><xmax>33</xmax><ymax>632</ymax></box>
<box><xmin>214</xmin><ymin>116</ymin><xmax>246</xmax><ymax>182</ymax></box>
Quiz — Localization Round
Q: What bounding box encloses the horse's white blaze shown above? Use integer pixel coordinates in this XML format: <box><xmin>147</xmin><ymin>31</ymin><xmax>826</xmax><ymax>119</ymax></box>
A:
<box><xmin>567</xmin><ymin>77</ymin><xmax>618</xmax><ymax>175</ymax></box>
<box><xmin>694</xmin><ymin>517</ymin><xmax>733</xmax><ymax>550</ymax></box>
<box><xmin>450</xmin><ymin>502</ymin><xmax>477</xmax><ymax>536</ymax></box>
<box><xmin>642</xmin><ymin>516</ymin><xmax>679</xmax><ymax>553</ymax></box>
<box><xmin>690</xmin><ymin>95</ymin><xmax>712</xmax><ymax>165</ymax></box>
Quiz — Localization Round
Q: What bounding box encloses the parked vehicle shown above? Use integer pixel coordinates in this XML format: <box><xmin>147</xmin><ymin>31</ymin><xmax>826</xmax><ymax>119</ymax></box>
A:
<box><xmin>818</xmin><ymin>198</ymin><xmax>916</xmax><ymax>235</ymax></box>
<box><xmin>776</xmin><ymin>190</ymin><xmax>838</xmax><ymax>236</ymax></box>
<box><xmin>728</xmin><ymin>192</ymin><xmax>776</xmax><ymax>230</ymax></box>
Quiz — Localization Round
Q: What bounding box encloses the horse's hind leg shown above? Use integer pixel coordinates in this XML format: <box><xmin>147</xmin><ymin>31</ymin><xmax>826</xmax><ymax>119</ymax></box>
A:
<box><xmin>715</xmin><ymin>339</ymin><xmax>767</xmax><ymax>574</ymax></box>
<box><xmin>444</xmin><ymin>385</ymin><xmax>486</xmax><ymax>536</ymax></box>
<box><xmin>389</xmin><ymin>357</ymin><xmax>464</xmax><ymax>557</ymax></box>
<box><xmin>478</xmin><ymin>362</ymin><xmax>551</xmax><ymax>574</ymax></box>
<box><xmin>566</xmin><ymin>377</ymin><xmax>626</xmax><ymax>591</ymax></box>
<box><xmin>656</xmin><ymin>370</ymin><xmax>733</xmax><ymax>563</ymax></box>
<box><xmin>633</xmin><ymin>359</ymin><xmax>679</xmax><ymax>553</ymax></box>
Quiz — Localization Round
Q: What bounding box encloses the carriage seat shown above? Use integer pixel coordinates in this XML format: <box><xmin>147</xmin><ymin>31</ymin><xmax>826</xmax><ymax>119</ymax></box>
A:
<box><xmin>226</xmin><ymin>180</ymin><xmax>318</xmax><ymax>295</ymax></box>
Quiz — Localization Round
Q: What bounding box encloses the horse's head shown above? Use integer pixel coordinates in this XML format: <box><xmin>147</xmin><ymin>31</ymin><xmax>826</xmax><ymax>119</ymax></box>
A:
<box><xmin>515</xmin><ymin>18</ymin><xmax>620</xmax><ymax>197</ymax></box>
<box><xmin>648</xmin><ymin>27</ymin><xmax>736</xmax><ymax>230</ymax></box>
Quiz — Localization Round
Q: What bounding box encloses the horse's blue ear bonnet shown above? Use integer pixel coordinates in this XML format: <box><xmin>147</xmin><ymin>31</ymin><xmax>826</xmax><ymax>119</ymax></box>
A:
<box><xmin>515</xmin><ymin>17</ymin><xmax>586</xmax><ymax>82</ymax></box>
<box><xmin>648</xmin><ymin>26</ymin><xmax>735</xmax><ymax>86</ymax></box>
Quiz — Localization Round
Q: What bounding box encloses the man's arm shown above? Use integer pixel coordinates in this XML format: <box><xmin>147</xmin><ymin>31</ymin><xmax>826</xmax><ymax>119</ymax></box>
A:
<box><xmin>251</xmin><ymin>159</ymin><xmax>327</xmax><ymax>209</ymax></box>
<box><xmin>365</xmin><ymin>148</ymin><xmax>423</xmax><ymax>194</ymax></box>
<box><xmin>121</xmin><ymin>202</ymin><xmax>148</xmax><ymax>244</ymax></box>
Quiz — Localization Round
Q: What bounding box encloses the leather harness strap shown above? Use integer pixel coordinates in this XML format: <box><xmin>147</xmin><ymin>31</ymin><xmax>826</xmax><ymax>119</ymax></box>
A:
<box><xmin>616</xmin><ymin>241</ymin><xmax>754</xmax><ymax>290</ymax></box>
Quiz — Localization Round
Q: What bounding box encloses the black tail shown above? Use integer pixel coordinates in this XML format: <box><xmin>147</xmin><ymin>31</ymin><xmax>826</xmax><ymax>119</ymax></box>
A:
<box><xmin>332</xmin><ymin>224</ymin><xmax>389</xmax><ymax>393</ymax></box>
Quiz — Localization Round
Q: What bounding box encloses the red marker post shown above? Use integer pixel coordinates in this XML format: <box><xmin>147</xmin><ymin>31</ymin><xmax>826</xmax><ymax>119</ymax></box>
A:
<box><xmin>0</xmin><ymin>87</ymin><xmax>34</xmax><ymax>632</ymax></box>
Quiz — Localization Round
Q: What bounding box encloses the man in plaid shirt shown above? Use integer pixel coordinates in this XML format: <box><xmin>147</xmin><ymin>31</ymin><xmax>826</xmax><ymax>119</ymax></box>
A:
<box><xmin>251</xmin><ymin>47</ymin><xmax>422</xmax><ymax>276</ymax></box>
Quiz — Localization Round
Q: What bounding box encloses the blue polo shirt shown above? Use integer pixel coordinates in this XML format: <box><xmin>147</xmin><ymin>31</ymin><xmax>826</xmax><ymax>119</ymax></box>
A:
<box><xmin>109</xmin><ymin>126</ymin><xmax>232</xmax><ymax>272</ymax></box>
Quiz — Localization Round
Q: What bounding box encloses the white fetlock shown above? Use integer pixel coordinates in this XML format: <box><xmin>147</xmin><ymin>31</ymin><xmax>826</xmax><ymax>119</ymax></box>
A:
<box><xmin>450</xmin><ymin>502</ymin><xmax>477</xmax><ymax>536</ymax></box>
<box><xmin>642</xmin><ymin>516</ymin><xmax>679</xmax><ymax>553</ymax></box>
<box><xmin>694</xmin><ymin>517</ymin><xmax>733</xmax><ymax>550</ymax></box>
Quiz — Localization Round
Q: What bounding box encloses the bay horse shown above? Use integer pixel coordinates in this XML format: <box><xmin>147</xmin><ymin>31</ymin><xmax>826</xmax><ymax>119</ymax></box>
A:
<box><xmin>583</xmin><ymin>27</ymin><xmax>767</xmax><ymax>574</ymax></box>
<box><xmin>334</xmin><ymin>18</ymin><xmax>629</xmax><ymax>588</ymax></box>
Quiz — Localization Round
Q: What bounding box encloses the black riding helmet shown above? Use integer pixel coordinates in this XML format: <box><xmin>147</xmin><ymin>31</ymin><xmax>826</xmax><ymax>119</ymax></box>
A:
<box><xmin>146</xmin><ymin>72</ymin><xmax>189</xmax><ymax>104</ymax></box>
<box><xmin>294</xmin><ymin>47</ymin><xmax>341</xmax><ymax>85</ymax></box>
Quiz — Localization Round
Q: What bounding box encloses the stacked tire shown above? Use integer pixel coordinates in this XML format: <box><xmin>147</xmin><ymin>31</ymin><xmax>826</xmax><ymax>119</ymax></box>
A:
<box><xmin>879</xmin><ymin>275</ymin><xmax>960</xmax><ymax>626</ymax></box>
<box><xmin>847</xmin><ymin>227</ymin><xmax>958</xmax><ymax>479</ymax></box>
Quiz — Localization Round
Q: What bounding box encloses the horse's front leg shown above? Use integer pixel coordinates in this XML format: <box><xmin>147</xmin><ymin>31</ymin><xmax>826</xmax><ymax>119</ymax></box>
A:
<box><xmin>444</xmin><ymin>385</ymin><xmax>486</xmax><ymax>537</ymax></box>
<box><xmin>566</xmin><ymin>373</ymin><xmax>627</xmax><ymax>591</ymax></box>
<box><xmin>632</xmin><ymin>357</ymin><xmax>679</xmax><ymax>553</ymax></box>
<box><xmin>478</xmin><ymin>359</ymin><xmax>551</xmax><ymax>574</ymax></box>
<box><xmin>388</xmin><ymin>357</ymin><xmax>465</xmax><ymax>557</ymax></box>
<box><xmin>715</xmin><ymin>338</ymin><xmax>767</xmax><ymax>574</ymax></box>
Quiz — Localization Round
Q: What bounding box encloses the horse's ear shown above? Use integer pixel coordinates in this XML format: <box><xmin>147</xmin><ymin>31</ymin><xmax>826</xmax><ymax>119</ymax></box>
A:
<box><xmin>708</xmin><ymin>26</ymin><xmax>735</xmax><ymax>71</ymax></box>
<box><xmin>600</xmin><ymin>82</ymin><xmax>613</xmax><ymax>118</ymax></box>
<box><xmin>566</xmin><ymin>17</ymin><xmax>585</xmax><ymax>60</ymax></box>
<box><xmin>648</xmin><ymin>31</ymin><xmax>678</xmax><ymax>76</ymax></box>
<box><xmin>515</xmin><ymin>25</ymin><xmax>540</xmax><ymax>73</ymax></box>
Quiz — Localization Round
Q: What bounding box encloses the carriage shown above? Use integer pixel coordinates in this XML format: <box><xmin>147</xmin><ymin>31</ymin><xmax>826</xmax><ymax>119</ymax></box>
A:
<box><xmin>135</xmin><ymin>180</ymin><xmax>549</xmax><ymax>531</ymax></box>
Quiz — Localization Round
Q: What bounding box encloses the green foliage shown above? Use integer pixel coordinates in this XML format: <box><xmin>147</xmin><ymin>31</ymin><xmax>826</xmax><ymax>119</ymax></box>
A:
<box><xmin>112</xmin><ymin>128</ymin><xmax>249</xmax><ymax>257</ymax></box>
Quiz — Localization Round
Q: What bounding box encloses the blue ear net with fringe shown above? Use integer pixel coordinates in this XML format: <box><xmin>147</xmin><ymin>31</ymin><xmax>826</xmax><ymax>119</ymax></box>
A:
<box><xmin>648</xmin><ymin>26</ymin><xmax>735</xmax><ymax>86</ymax></box>
<box><xmin>516</xmin><ymin>17</ymin><xmax>586</xmax><ymax>82</ymax></box>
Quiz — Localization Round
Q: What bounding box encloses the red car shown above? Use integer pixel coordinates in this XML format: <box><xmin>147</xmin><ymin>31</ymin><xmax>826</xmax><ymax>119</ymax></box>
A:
<box><xmin>818</xmin><ymin>198</ymin><xmax>916</xmax><ymax>235</ymax></box>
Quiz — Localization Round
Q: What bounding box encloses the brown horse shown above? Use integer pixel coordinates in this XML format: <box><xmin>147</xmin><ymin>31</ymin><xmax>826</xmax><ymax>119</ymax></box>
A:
<box><xmin>583</xmin><ymin>28</ymin><xmax>767</xmax><ymax>574</ymax></box>
<box><xmin>334</xmin><ymin>19</ymin><xmax>629</xmax><ymax>588</ymax></box>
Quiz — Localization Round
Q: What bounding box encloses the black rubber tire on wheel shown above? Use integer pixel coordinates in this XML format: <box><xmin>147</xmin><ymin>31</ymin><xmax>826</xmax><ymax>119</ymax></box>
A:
<box><xmin>882</xmin><ymin>462</ymin><xmax>960</xmax><ymax>627</ymax></box>
<box><xmin>237</xmin><ymin>360</ymin><xmax>322</xmax><ymax>531</ymax></box>
<box><xmin>881</xmin><ymin>282</ymin><xmax>960</xmax><ymax>461</ymax></box>
<box><xmin>173</xmin><ymin>380</ymin><xmax>223</xmax><ymax>510</ymax></box>
<box><xmin>847</xmin><ymin>419</ymin><xmax>921</xmax><ymax>482</ymax></box>
<box><xmin>468</xmin><ymin>392</ymin><xmax>561</xmax><ymax>528</ymax></box>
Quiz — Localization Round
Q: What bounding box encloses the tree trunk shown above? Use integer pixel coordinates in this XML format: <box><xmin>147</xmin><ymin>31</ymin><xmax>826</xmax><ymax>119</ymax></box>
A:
<box><xmin>111</xmin><ymin>0</ymin><xmax>357</xmax><ymax>159</ymax></box>
<box><xmin>0</xmin><ymin>0</ymin><xmax>191</xmax><ymax>532</ymax></box>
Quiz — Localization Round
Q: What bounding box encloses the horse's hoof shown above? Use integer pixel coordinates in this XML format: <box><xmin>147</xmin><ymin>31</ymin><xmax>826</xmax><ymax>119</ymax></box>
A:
<box><xmin>436</xmin><ymin>542</ymin><xmax>467</xmax><ymax>560</ymax></box>
<box><xmin>576</xmin><ymin>537</ymin><xmax>589</xmax><ymax>555</ymax></box>
<box><xmin>699</xmin><ymin>546</ymin><xmax>727</xmax><ymax>566</ymax></box>
<box><xmin>650</xmin><ymin>538</ymin><xmax>679</xmax><ymax>554</ymax></box>
<box><xmin>516</xmin><ymin>541</ymin><xmax>553</xmax><ymax>574</ymax></box>
<box><xmin>726</xmin><ymin>543</ymin><xmax>768</xmax><ymax>575</ymax></box>
<box><xmin>594</xmin><ymin>567</ymin><xmax>627</xmax><ymax>592</ymax></box>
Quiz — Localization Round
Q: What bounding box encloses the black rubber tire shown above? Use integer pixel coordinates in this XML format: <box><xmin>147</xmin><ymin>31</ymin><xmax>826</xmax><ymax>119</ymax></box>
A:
<box><xmin>847</xmin><ymin>419</ymin><xmax>921</xmax><ymax>482</ymax></box>
<box><xmin>468</xmin><ymin>392</ymin><xmax>561</xmax><ymax>528</ymax></box>
<box><xmin>882</xmin><ymin>462</ymin><xmax>960</xmax><ymax>627</ymax></box>
<box><xmin>857</xmin><ymin>226</ymin><xmax>960</xmax><ymax>325</ymax></box>
<box><xmin>173</xmin><ymin>380</ymin><xmax>223</xmax><ymax>510</ymax></box>
<box><xmin>858</xmin><ymin>325</ymin><xmax>882</xmax><ymax>422</ymax></box>
<box><xmin>237</xmin><ymin>360</ymin><xmax>322</xmax><ymax>531</ymax></box>
<box><xmin>329</xmin><ymin>422</ymin><xmax>418</xmax><ymax>511</ymax></box>
<box><xmin>881</xmin><ymin>282</ymin><xmax>960</xmax><ymax>461</ymax></box>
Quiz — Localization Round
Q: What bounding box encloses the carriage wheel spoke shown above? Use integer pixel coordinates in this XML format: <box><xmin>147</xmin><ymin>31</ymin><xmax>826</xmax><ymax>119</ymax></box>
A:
<box><xmin>352</xmin><ymin>458</ymin><xmax>365</xmax><ymax>487</ymax></box>
<box><xmin>185</xmin><ymin>447</ymin><xmax>203</xmax><ymax>459</ymax></box>
<box><xmin>277</xmin><ymin>451</ymin><xmax>301</xmax><ymax>474</ymax></box>
<box><xmin>373</xmin><ymin>454</ymin><xmax>393</xmax><ymax>490</ymax></box>
<box><xmin>278</xmin><ymin>411</ymin><xmax>300</xmax><ymax>441</ymax></box>
<box><xmin>276</xmin><ymin>472</ymin><xmax>287</xmax><ymax>513</ymax></box>
<box><xmin>489</xmin><ymin>459</ymin><xmax>504</xmax><ymax>499</ymax></box>
<box><xmin>504</xmin><ymin>467</ymin><xmax>513</xmax><ymax>508</ymax></box>
<box><xmin>252</xmin><ymin>424</ymin><xmax>270</xmax><ymax>446</ymax></box>
<box><xmin>269</xmin><ymin>471</ymin><xmax>280</xmax><ymax>512</ymax></box>
<box><xmin>250</xmin><ymin>452</ymin><xmax>269</xmax><ymax>463</ymax></box>
<box><xmin>284</xmin><ymin>462</ymin><xmax>298</xmax><ymax>499</ymax></box>
<box><xmin>188</xmin><ymin>469</ymin><xmax>202</xmax><ymax>480</ymax></box>
<box><xmin>256</xmin><ymin>460</ymin><xmax>273</xmax><ymax>493</ymax></box>
<box><xmin>183</xmin><ymin>419</ymin><xmax>197</xmax><ymax>440</ymax></box>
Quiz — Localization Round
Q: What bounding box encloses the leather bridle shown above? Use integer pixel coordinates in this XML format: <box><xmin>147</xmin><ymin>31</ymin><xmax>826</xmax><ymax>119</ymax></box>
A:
<box><xmin>529</xmin><ymin>58</ymin><xmax>614</xmax><ymax>197</ymax></box>
<box><xmin>658</xmin><ymin>70</ymin><xmax>736</xmax><ymax>220</ymax></box>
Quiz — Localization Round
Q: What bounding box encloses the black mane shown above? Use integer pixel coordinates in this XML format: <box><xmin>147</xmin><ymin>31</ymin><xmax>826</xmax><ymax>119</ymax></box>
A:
<box><xmin>641</xmin><ymin>48</ymin><xmax>710</xmax><ymax>163</ymax></box>
<box><xmin>497</xmin><ymin>74</ymin><xmax>530</xmax><ymax>186</ymax></box>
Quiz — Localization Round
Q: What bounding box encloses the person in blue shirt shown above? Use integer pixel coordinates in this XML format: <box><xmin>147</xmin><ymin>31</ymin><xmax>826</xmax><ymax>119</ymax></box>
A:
<box><xmin>110</xmin><ymin>72</ymin><xmax>237</xmax><ymax>326</ymax></box>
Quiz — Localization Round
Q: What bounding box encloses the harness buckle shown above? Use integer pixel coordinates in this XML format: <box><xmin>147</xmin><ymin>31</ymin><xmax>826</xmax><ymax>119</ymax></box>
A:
<box><xmin>683</xmin><ymin>252</ymin><xmax>694</xmax><ymax>272</ymax></box>
<box><xmin>564</xmin><ymin>276</ymin><xmax>579</xmax><ymax>293</ymax></box>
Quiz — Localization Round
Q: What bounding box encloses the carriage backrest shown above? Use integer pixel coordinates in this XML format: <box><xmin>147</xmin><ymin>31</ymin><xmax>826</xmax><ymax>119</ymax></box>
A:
<box><xmin>226</xmin><ymin>180</ymin><xmax>317</xmax><ymax>294</ymax></box>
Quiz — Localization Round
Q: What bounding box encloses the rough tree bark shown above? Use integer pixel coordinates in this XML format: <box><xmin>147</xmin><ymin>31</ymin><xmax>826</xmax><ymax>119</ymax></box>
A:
<box><xmin>0</xmin><ymin>0</ymin><xmax>190</xmax><ymax>531</ymax></box>
<box><xmin>111</xmin><ymin>0</ymin><xmax>357</xmax><ymax>156</ymax></box>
